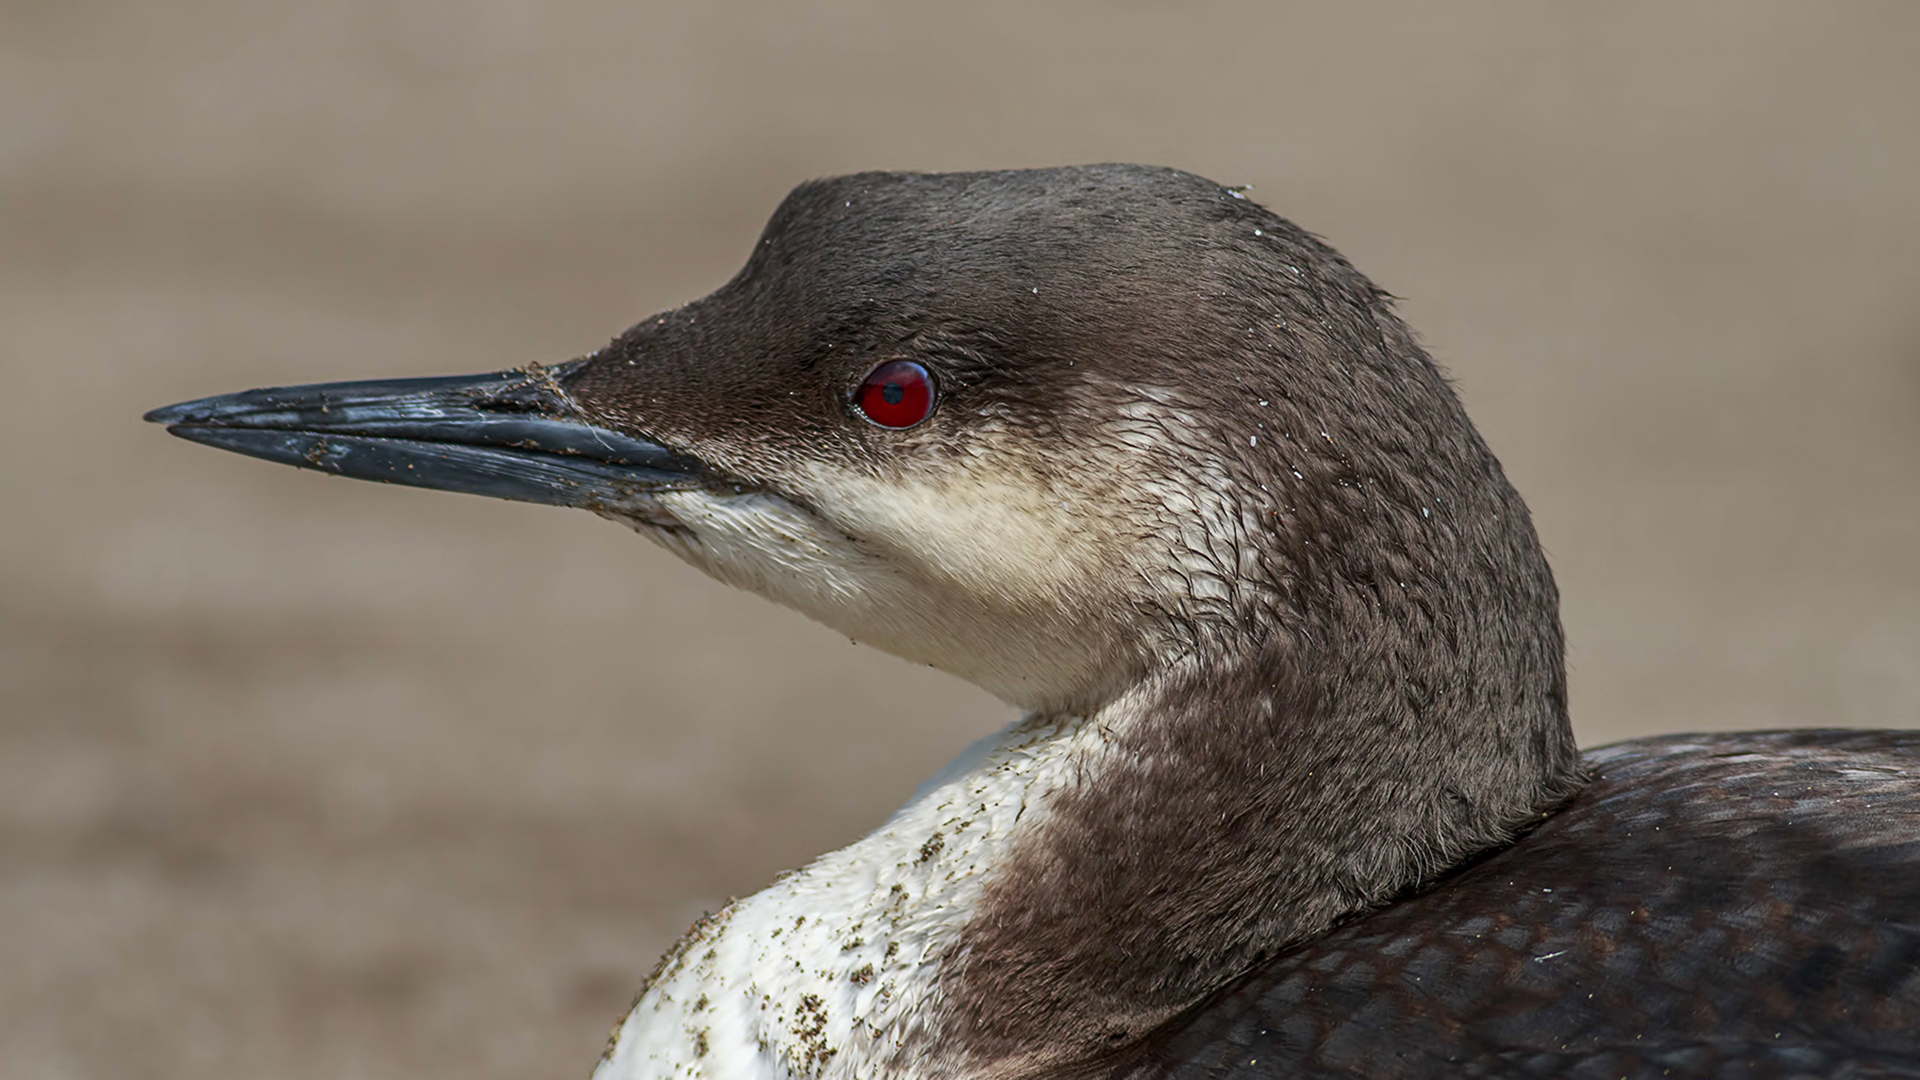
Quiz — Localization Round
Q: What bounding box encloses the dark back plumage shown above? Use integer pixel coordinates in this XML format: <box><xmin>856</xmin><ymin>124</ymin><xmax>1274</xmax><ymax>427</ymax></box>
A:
<box><xmin>1113</xmin><ymin>731</ymin><xmax>1920</xmax><ymax>1079</ymax></box>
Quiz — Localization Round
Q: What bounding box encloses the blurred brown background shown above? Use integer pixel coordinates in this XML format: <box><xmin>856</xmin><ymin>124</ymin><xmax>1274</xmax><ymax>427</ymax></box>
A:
<box><xmin>3</xmin><ymin>2</ymin><xmax>1917</xmax><ymax>1077</ymax></box>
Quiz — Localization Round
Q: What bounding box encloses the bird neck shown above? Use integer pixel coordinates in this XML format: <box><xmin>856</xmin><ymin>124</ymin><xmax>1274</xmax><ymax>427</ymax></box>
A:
<box><xmin>597</xmin><ymin>639</ymin><xmax>1578</xmax><ymax>1080</ymax></box>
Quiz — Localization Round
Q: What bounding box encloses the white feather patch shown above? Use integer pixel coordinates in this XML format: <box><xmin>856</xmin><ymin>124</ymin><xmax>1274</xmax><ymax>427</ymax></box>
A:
<box><xmin>595</xmin><ymin>712</ymin><xmax>1111</xmax><ymax>1080</ymax></box>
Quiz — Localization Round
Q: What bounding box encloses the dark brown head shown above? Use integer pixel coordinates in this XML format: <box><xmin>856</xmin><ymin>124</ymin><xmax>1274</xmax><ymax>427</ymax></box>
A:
<box><xmin>552</xmin><ymin>165</ymin><xmax>1566</xmax><ymax>733</ymax></box>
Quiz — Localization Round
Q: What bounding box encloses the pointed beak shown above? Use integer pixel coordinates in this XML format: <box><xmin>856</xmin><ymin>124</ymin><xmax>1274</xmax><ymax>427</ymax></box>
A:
<box><xmin>144</xmin><ymin>361</ymin><xmax>711</xmax><ymax>516</ymax></box>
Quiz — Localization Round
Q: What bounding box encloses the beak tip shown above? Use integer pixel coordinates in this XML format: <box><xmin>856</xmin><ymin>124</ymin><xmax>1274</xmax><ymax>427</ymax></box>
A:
<box><xmin>145</xmin><ymin>398</ymin><xmax>213</xmax><ymax>425</ymax></box>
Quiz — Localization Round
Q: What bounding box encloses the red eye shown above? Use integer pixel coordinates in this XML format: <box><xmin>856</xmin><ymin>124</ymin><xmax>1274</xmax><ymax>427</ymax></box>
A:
<box><xmin>853</xmin><ymin>360</ymin><xmax>935</xmax><ymax>429</ymax></box>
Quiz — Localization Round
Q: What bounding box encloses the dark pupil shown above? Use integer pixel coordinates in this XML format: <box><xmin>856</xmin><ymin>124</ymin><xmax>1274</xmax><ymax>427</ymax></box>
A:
<box><xmin>881</xmin><ymin>382</ymin><xmax>905</xmax><ymax>405</ymax></box>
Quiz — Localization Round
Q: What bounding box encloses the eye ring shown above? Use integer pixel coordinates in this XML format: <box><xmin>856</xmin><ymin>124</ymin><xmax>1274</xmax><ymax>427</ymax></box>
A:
<box><xmin>853</xmin><ymin>360</ymin><xmax>936</xmax><ymax>429</ymax></box>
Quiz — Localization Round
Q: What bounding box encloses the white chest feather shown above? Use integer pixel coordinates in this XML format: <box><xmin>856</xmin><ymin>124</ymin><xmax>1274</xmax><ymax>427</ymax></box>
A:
<box><xmin>594</xmin><ymin>713</ymin><xmax>1104</xmax><ymax>1080</ymax></box>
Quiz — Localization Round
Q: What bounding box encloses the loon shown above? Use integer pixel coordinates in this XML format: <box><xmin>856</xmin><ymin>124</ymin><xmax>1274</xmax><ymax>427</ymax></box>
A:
<box><xmin>147</xmin><ymin>165</ymin><xmax>1920</xmax><ymax>1079</ymax></box>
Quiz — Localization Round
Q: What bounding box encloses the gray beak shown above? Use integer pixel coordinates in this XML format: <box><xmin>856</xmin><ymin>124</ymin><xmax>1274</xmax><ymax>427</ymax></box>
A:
<box><xmin>144</xmin><ymin>361</ymin><xmax>710</xmax><ymax>514</ymax></box>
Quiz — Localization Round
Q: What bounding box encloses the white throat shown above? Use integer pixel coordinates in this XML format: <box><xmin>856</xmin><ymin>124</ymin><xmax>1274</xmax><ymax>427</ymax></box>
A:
<box><xmin>594</xmin><ymin>710</ymin><xmax>1111</xmax><ymax>1080</ymax></box>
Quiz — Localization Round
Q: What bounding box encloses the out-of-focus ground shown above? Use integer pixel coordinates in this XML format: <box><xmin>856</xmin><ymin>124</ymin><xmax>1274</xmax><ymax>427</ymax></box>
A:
<box><xmin>3</xmin><ymin>3</ymin><xmax>1917</xmax><ymax>1077</ymax></box>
